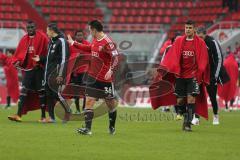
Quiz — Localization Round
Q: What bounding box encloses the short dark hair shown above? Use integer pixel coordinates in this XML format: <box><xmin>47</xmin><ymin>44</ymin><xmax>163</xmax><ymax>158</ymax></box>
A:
<box><xmin>185</xmin><ymin>20</ymin><xmax>195</xmax><ymax>26</ymax></box>
<box><xmin>47</xmin><ymin>22</ymin><xmax>59</xmax><ymax>33</ymax></box>
<box><xmin>197</xmin><ymin>26</ymin><xmax>207</xmax><ymax>34</ymax></box>
<box><xmin>27</xmin><ymin>20</ymin><xmax>35</xmax><ymax>25</ymax></box>
<box><xmin>89</xmin><ymin>20</ymin><xmax>103</xmax><ymax>32</ymax></box>
<box><xmin>74</xmin><ymin>29</ymin><xmax>84</xmax><ymax>36</ymax></box>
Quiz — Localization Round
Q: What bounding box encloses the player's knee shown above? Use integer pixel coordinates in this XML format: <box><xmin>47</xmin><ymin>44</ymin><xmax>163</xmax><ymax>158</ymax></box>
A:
<box><xmin>187</xmin><ymin>96</ymin><xmax>195</xmax><ymax>104</ymax></box>
<box><xmin>105</xmin><ymin>98</ymin><xmax>118</xmax><ymax>110</ymax></box>
<box><xmin>85</xmin><ymin>97</ymin><xmax>96</xmax><ymax>109</ymax></box>
<box><xmin>177</xmin><ymin>98</ymin><xmax>184</xmax><ymax>106</ymax></box>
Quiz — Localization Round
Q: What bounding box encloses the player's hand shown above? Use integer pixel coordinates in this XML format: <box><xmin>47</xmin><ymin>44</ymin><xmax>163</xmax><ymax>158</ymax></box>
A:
<box><xmin>67</xmin><ymin>34</ymin><xmax>74</xmax><ymax>45</ymax></box>
<box><xmin>104</xmin><ymin>69</ymin><xmax>113</xmax><ymax>80</ymax></box>
<box><xmin>56</xmin><ymin>76</ymin><xmax>63</xmax><ymax>84</ymax></box>
<box><xmin>32</xmin><ymin>55</ymin><xmax>40</xmax><ymax>62</ymax></box>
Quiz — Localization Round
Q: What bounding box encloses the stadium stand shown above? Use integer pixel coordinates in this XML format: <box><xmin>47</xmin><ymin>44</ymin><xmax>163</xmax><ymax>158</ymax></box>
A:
<box><xmin>168</xmin><ymin>0</ymin><xmax>229</xmax><ymax>38</ymax></box>
<box><xmin>0</xmin><ymin>0</ymin><xmax>28</xmax><ymax>28</ymax></box>
<box><xmin>34</xmin><ymin>0</ymin><xmax>104</xmax><ymax>34</ymax></box>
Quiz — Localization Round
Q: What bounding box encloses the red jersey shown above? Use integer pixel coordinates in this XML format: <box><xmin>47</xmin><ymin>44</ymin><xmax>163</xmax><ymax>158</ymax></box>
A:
<box><xmin>22</xmin><ymin>37</ymin><xmax>36</xmax><ymax>70</ymax></box>
<box><xmin>179</xmin><ymin>39</ymin><xmax>197</xmax><ymax>78</ymax></box>
<box><xmin>73</xmin><ymin>34</ymin><xmax>119</xmax><ymax>82</ymax></box>
<box><xmin>89</xmin><ymin>35</ymin><xmax>118</xmax><ymax>82</ymax></box>
<box><xmin>72</xmin><ymin>39</ymin><xmax>90</xmax><ymax>75</ymax></box>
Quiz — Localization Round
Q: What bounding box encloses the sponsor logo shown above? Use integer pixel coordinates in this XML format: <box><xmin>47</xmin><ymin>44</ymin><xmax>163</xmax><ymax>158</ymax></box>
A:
<box><xmin>183</xmin><ymin>51</ymin><xmax>194</xmax><ymax>57</ymax></box>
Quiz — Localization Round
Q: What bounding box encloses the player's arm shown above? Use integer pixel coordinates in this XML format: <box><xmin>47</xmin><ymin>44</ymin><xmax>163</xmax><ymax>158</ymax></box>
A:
<box><xmin>211</xmin><ymin>39</ymin><xmax>223</xmax><ymax>80</ymax></box>
<box><xmin>104</xmin><ymin>42</ymin><xmax>119</xmax><ymax>80</ymax></box>
<box><xmin>67</xmin><ymin>34</ymin><xmax>91</xmax><ymax>52</ymax></box>
<box><xmin>55</xmin><ymin>39</ymin><xmax>69</xmax><ymax>84</ymax></box>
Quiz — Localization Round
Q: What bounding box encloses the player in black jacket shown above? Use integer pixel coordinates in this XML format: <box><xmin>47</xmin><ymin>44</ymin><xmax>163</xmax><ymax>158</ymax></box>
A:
<box><xmin>33</xmin><ymin>23</ymin><xmax>70</xmax><ymax>123</ymax></box>
<box><xmin>194</xmin><ymin>27</ymin><xmax>226</xmax><ymax>125</ymax></box>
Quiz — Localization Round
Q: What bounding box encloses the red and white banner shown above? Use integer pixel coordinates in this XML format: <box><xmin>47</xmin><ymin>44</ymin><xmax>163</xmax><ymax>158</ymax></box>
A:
<box><xmin>119</xmin><ymin>86</ymin><xmax>240</xmax><ymax>108</ymax></box>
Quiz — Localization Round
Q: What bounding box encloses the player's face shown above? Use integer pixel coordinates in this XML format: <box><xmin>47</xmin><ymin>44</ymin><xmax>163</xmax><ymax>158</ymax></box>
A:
<box><xmin>46</xmin><ymin>27</ymin><xmax>53</xmax><ymax>38</ymax></box>
<box><xmin>26</xmin><ymin>23</ymin><xmax>36</xmax><ymax>36</ymax></box>
<box><xmin>75</xmin><ymin>32</ymin><xmax>84</xmax><ymax>42</ymax></box>
<box><xmin>197</xmin><ymin>32</ymin><xmax>206</xmax><ymax>40</ymax></box>
<box><xmin>6</xmin><ymin>51</ymin><xmax>13</xmax><ymax>57</ymax></box>
<box><xmin>236</xmin><ymin>43</ymin><xmax>239</xmax><ymax>48</ymax></box>
<box><xmin>185</xmin><ymin>24</ymin><xmax>195</xmax><ymax>37</ymax></box>
<box><xmin>89</xmin><ymin>26</ymin><xmax>96</xmax><ymax>38</ymax></box>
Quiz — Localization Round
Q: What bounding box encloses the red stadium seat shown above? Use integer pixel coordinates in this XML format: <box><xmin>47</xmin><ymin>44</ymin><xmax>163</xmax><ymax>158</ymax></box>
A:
<box><xmin>141</xmin><ymin>1</ymin><xmax>148</xmax><ymax>8</ymax></box>
<box><xmin>130</xmin><ymin>9</ymin><xmax>137</xmax><ymax>16</ymax></box>
<box><xmin>156</xmin><ymin>10</ymin><xmax>164</xmax><ymax>16</ymax></box>
<box><xmin>3</xmin><ymin>13</ymin><xmax>12</xmax><ymax>20</ymax></box>
<box><xmin>119</xmin><ymin>16</ymin><xmax>125</xmax><ymax>23</ymax></box>
<box><xmin>34</xmin><ymin>0</ymin><xmax>42</xmax><ymax>6</ymax></box>
<box><xmin>163</xmin><ymin>17</ymin><xmax>171</xmax><ymax>24</ymax></box>
<box><xmin>41</xmin><ymin>7</ymin><xmax>49</xmax><ymax>14</ymax></box>
<box><xmin>127</xmin><ymin>16</ymin><xmax>134</xmax><ymax>24</ymax></box>
<box><xmin>123</xmin><ymin>1</ymin><xmax>130</xmax><ymax>8</ymax></box>
<box><xmin>149</xmin><ymin>2</ymin><xmax>157</xmax><ymax>8</ymax></box>
<box><xmin>148</xmin><ymin>9</ymin><xmax>155</xmax><ymax>16</ymax></box>
<box><xmin>165</xmin><ymin>9</ymin><xmax>172</xmax><ymax>16</ymax></box>
<box><xmin>58</xmin><ymin>22</ymin><xmax>65</xmax><ymax>29</ymax></box>
<box><xmin>21</xmin><ymin>14</ymin><xmax>28</xmax><ymax>20</ymax></box>
<box><xmin>12</xmin><ymin>13</ymin><xmax>20</xmax><ymax>20</ymax></box>
<box><xmin>139</xmin><ymin>9</ymin><xmax>146</xmax><ymax>16</ymax></box>
<box><xmin>154</xmin><ymin>17</ymin><xmax>162</xmax><ymax>24</ymax></box>
<box><xmin>15</xmin><ymin>6</ymin><xmax>21</xmax><ymax>12</ymax></box>
<box><xmin>49</xmin><ymin>15</ymin><xmax>57</xmax><ymax>21</ymax></box>
<box><xmin>159</xmin><ymin>2</ymin><xmax>166</xmax><ymax>8</ymax></box>
<box><xmin>145</xmin><ymin>16</ymin><xmax>153</xmax><ymax>23</ymax></box>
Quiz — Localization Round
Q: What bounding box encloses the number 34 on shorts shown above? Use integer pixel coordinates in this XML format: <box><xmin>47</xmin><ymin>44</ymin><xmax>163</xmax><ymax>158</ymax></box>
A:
<box><xmin>104</xmin><ymin>87</ymin><xmax>112</xmax><ymax>94</ymax></box>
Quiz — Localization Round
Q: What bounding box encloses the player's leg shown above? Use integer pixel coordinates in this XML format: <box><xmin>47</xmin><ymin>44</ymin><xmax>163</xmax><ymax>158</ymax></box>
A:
<box><xmin>175</xmin><ymin>105</ymin><xmax>184</xmax><ymax>120</ymax></box>
<box><xmin>45</xmin><ymin>84</ymin><xmax>56</xmax><ymax>123</ymax></box>
<box><xmin>185</xmin><ymin>78</ymin><xmax>199</xmax><ymax>131</ymax></box>
<box><xmin>77</xmin><ymin>96</ymin><xmax>95</xmax><ymax>135</ymax></box>
<box><xmin>8</xmin><ymin>87</ymin><xmax>27</xmax><ymax>121</ymax></box>
<box><xmin>57</xmin><ymin>90</ymin><xmax>72</xmax><ymax>123</ymax></box>
<box><xmin>77</xmin><ymin>75</ymin><xmax>98</xmax><ymax>134</ymax></box>
<box><xmin>35</xmin><ymin>68</ymin><xmax>47</xmax><ymax>122</ymax></box>
<box><xmin>105</xmin><ymin>97</ymin><xmax>118</xmax><ymax>134</ymax></box>
<box><xmin>230</xmin><ymin>98</ymin><xmax>235</xmax><ymax>111</ymax></box>
<box><xmin>5</xmin><ymin>96</ymin><xmax>11</xmax><ymax>109</ymax></box>
<box><xmin>206</xmin><ymin>82</ymin><xmax>219</xmax><ymax>125</ymax></box>
<box><xmin>105</xmin><ymin>82</ymin><xmax>118</xmax><ymax>134</ymax></box>
<box><xmin>82</xmin><ymin>96</ymin><xmax>86</xmax><ymax>111</ymax></box>
<box><xmin>8</xmin><ymin>71</ymin><xmax>33</xmax><ymax>122</ymax></box>
<box><xmin>225</xmin><ymin>100</ymin><xmax>229</xmax><ymax>111</ymax></box>
<box><xmin>74</xmin><ymin>97</ymin><xmax>80</xmax><ymax>113</ymax></box>
<box><xmin>38</xmin><ymin>89</ymin><xmax>47</xmax><ymax>122</ymax></box>
<box><xmin>175</xmin><ymin>78</ymin><xmax>187</xmax><ymax>124</ymax></box>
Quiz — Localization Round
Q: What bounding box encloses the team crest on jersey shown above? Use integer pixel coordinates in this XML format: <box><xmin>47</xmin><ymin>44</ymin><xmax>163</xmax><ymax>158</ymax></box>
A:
<box><xmin>99</xmin><ymin>46</ymin><xmax>103</xmax><ymax>51</ymax></box>
<box><xmin>92</xmin><ymin>51</ymin><xmax>99</xmax><ymax>57</ymax></box>
<box><xmin>28</xmin><ymin>46</ymin><xmax>34</xmax><ymax>52</ymax></box>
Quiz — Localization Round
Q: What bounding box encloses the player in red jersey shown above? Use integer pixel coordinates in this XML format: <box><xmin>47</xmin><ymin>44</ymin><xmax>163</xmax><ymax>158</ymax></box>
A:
<box><xmin>8</xmin><ymin>20</ymin><xmax>49</xmax><ymax>122</ymax></box>
<box><xmin>69</xmin><ymin>30</ymin><xmax>90</xmax><ymax>114</ymax></box>
<box><xmin>160</xmin><ymin>20</ymin><xmax>209</xmax><ymax>131</ymax></box>
<box><xmin>68</xmin><ymin>20</ymin><xmax>119</xmax><ymax>135</ymax></box>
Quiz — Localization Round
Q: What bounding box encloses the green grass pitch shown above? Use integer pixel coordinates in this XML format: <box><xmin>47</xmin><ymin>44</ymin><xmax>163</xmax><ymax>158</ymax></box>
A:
<box><xmin>0</xmin><ymin>106</ymin><xmax>240</xmax><ymax>160</ymax></box>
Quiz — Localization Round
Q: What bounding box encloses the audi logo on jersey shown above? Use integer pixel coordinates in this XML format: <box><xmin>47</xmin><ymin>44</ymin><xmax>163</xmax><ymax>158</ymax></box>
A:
<box><xmin>182</xmin><ymin>51</ymin><xmax>195</xmax><ymax>57</ymax></box>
